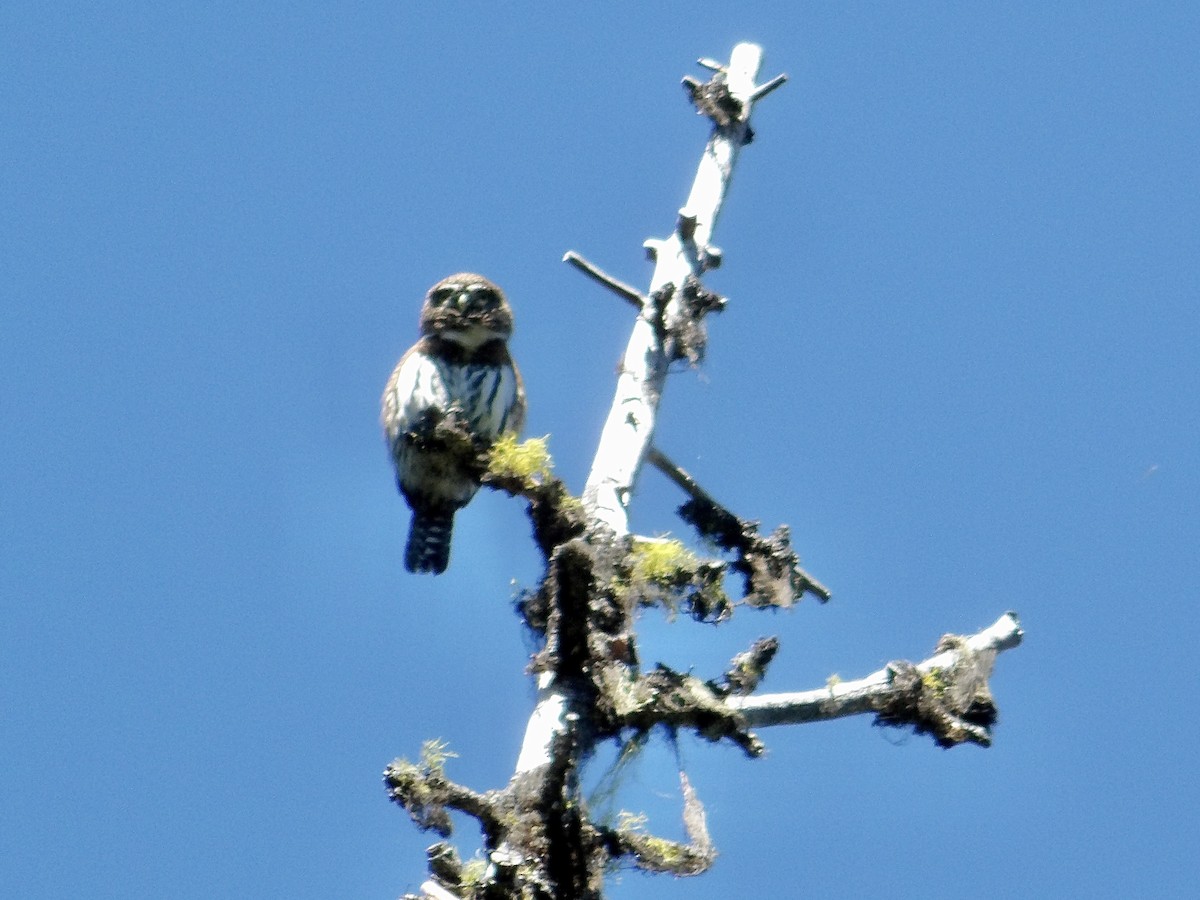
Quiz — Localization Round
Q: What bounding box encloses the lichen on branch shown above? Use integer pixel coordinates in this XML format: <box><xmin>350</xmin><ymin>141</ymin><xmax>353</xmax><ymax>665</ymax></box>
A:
<box><xmin>677</xmin><ymin>494</ymin><xmax>829</xmax><ymax>607</ymax></box>
<box><xmin>871</xmin><ymin>634</ymin><xmax>1000</xmax><ymax>748</ymax></box>
<box><xmin>481</xmin><ymin>434</ymin><xmax>588</xmax><ymax>563</ymax></box>
<box><xmin>384</xmin><ymin>740</ymin><xmax>497</xmax><ymax>839</ymax></box>
<box><xmin>614</xmin><ymin>537</ymin><xmax>732</xmax><ymax>623</ymax></box>
<box><xmin>600</xmin><ymin>771</ymin><xmax>716</xmax><ymax>877</ymax></box>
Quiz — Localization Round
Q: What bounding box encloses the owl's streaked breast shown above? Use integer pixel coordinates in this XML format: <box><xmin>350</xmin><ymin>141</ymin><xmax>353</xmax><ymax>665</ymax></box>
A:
<box><xmin>384</xmin><ymin>351</ymin><xmax>522</xmax><ymax>442</ymax></box>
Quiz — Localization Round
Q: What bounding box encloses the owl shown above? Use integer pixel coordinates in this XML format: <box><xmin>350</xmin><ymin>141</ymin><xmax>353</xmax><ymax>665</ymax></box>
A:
<box><xmin>382</xmin><ymin>273</ymin><xmax>526</xmax><ymax>574</ymax></box>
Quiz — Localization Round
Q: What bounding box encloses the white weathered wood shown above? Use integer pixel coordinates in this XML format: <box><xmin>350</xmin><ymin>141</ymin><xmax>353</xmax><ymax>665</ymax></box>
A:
<box><xmin>582</xmin><ymin>43</ymin><xmax>765</xmax><ymax>534</ymax></box>
<box><xmin>419</xmin><ymin>880</ymin><xmax>460</xmax><ymax>900</ymax></box>
<box><xmin>511</xmin><ymin>45</ymin><xmax>772</xmax><ymax>778</ymax></box>
<box><xmin>513</xmin><ymin>672</ymin><xmax>565</xmax><ymax>773</ymax></box>
<box><xmin>727</xmin><ymin>612</ymin><xmax>1024</xmax><ymax>728</ymax></box>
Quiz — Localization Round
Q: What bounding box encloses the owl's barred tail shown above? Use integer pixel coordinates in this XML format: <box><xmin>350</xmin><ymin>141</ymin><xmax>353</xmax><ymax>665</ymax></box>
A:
<box><xmin>405</xmin><ymin>510</ymin><xmax>455</xmax><ymax>574</ymax></box>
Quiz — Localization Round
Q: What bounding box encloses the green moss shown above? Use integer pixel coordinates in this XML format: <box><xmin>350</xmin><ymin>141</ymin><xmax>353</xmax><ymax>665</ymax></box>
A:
<box><xmin>557</xmin><ymin>492</ymin><xmax>585</xmax><ymax>516</ymax></box>
<box><xmin>487</xmin><ymin>434</ymin><xmax>554</xmax><ymax>483</ymax></box>
<box><xmin>419</xmin><ymin>738</ymin><xmax>457</xmax><ymax>778</ymax></box>
<box><xmin>637</xmin><ymin>834</ymin><xmax>689</xmax><ymax>866</ymax></box>
<box><xmin>611</xmin><ymin>537</ymin><xmax>731</xmax><ymax>622</ymax></box>
<box><xmin>617</xmin><ymin>810</ymin><xmax>648</xmax><ymax>832</ymax></box>
<box><xmin>459</xmin><ymin>857</ymin><xmax>489</xmax><ymax>888</ymax></box>
<box><xmin>921</xmin><ymin>667</ymin><xmax>949</xmax><ymax>697</ymax></box>
<box><xmin>630</xmin><ymin>538</ymin><xmax>699</xmax><ymax>586</ymax></box>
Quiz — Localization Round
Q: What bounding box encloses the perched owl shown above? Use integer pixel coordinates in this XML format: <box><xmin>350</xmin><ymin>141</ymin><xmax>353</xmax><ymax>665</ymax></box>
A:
<box><xmin>382</xmin><ymin>273</ymin><xmax>526</xmax><ymax>574</ymax></box>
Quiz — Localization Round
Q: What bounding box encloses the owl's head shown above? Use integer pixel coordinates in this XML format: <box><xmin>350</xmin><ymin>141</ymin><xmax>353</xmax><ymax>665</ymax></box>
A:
<box><xmin>419</xmin><ymin>273</ymin><xmax>514</xmax><ymax>349</ymax></box>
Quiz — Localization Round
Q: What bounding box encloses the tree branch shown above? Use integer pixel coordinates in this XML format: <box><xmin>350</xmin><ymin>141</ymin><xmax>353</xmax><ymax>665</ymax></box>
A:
<box><xmin>581</xmin><ymin>43</ymin><xmax>766</xmax><ymax>535</ymax></box>
<box><xmin>600</xmin><ymin>770</ymin><xmax>716</xmax><ymax>877</ymax></box>
<box><xmin>647</xmin><ymin>446</ymin><xmax>831</xmax><ymax>604</ymax></box>
<box><xmin>727</xmin><ymin>612</ymin><xmax>1023</xmax><ymax>746</ymax></box>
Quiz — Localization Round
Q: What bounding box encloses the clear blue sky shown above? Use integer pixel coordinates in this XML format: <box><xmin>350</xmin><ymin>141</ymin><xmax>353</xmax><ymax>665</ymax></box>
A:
<box><xmin>4</xmin><ymin>3</ymin><xmax>1197</xmax><ymax>898</ymax></box>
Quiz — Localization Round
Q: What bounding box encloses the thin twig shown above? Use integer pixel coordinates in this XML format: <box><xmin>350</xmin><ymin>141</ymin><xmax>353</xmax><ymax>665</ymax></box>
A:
<box><xmin>563</xmin><ymin>251</ymin><xmax>645</xmax><ymax>309</ymax></box>
<box><xmin>749</xmin><ymin>73</ymin><xmax>788</xmax><ymax>102</ymax></box>
<box><xmin>646</xmin><ymin>445</ymin><xmax>715</xmax><ymax>506</ymax></box>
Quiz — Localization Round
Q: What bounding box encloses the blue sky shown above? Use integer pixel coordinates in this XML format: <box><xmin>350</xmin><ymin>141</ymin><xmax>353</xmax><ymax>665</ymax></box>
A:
<box><xmin>3</xmin><ymin>3</ymin><xmax>1197</xmax><ymax>898</ymax></box>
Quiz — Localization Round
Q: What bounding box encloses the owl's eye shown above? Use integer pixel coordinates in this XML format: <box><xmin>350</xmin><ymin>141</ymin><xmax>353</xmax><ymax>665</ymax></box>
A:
<box><xmin>429</xmin><ymin>286</ymin><xmax>458</xmax><ymax>306</ymax></box>
<box><xmin>472</xmin><ymin>287</ymin><xmax>499</xmax><ymax>308</ymax></box>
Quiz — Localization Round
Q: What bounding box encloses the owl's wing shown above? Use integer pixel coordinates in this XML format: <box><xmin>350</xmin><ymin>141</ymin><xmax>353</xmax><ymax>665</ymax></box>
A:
<box><xmin>381</xmin><ymin>344</ymin><xmax>450</xmax><ymax>443</ymax></box>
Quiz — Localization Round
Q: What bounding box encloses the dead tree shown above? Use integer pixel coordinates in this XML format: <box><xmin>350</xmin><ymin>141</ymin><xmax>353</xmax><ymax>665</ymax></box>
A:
<box><xmin>384</xmin><ymin>43</ymin><xmax>1024</xmax><ymax>900</ymax></box>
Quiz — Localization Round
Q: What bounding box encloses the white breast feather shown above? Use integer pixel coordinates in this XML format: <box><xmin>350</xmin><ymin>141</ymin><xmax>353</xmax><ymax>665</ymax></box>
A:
<box><xmin>386</xmin><ymin>352</ymin><xmax>519</xmax><ymax>441</ymax></box>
